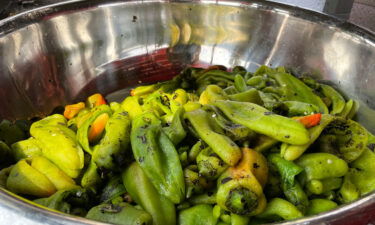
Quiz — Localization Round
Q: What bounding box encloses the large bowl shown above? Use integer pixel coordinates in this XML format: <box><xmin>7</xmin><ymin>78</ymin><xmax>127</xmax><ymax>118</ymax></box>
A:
<box><xmin>0</xmin><ymin>0</ymin><xmax>375</xmax><ymax>224</ymax></box>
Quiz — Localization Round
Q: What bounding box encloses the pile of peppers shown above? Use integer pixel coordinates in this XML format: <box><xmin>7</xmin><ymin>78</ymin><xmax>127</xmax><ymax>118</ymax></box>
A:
<box><xmin>1</xmin><ymin>65</ymin><xmax>375</xmax><ymax>225</ymax></box>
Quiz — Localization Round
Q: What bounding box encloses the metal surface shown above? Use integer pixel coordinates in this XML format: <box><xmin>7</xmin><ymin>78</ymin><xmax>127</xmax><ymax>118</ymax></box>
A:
<box><xmin>0</xmin><ymin>0</ymin><xmax>375</xmax><ymax>224</ymax></box>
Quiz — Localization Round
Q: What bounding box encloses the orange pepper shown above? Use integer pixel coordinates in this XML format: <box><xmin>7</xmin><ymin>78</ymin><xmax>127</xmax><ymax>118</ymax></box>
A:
<box><xmin>63</xmin><ymin>102</ymin><xmax>85</xmax><ymax>119</ymax></box>
<box><xmin>87</xmin><ymin>93</ymin><xmax>106</xmax><ymax>108</ymax></box>
<box><xmin>294</xmin><ymin>113</ymin><xmax>322</xmax><ymax>128</ymax></box>
<box><xmin>88</xmin><ymin>113</ymin><xmax>109</xmax><ymax>143</ymax></box>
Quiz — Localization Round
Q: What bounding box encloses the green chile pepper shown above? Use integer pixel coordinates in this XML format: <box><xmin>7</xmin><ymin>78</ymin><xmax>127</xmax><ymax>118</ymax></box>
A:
<box><xmin>81</xmin><ymin>161</ymin><xmax>102</xmax><ymax>193</ymax></box>
<box><xmin>121</xmin><ymin>96</ymin><xmax>144</xmax><ymax>120</ymax></box>
<box><xmin>347</xmin><ymin>168</ymin><xmax>375</xmax><ymax>195</ymax></box>
<box><xmin>351</xmin><ymin>148</ymin><xmax>375</xmax><ymax>173</ymax></box>
<box><xmin>100</xmin><ymin>175</ymin><xmax>126</xmax><ymax>203</ymax></box>
<box><xmin>34</xmin><ymin>188</ymin><xmax>90</xmax><ymax>215</ymax></box>
<box><xmin>188</xmin><ymin>192</ymin><xmax>217</xmax><ymax>205</ymax></box>
<box><xmin>92</xmin><ymin>108</ymin><xmax>131</xmax><ymax>169</ymax></box>
<box><xmin>205</xmin><ymin>105</ymin><xmax>255</xmax><ymax>142</ymax></box>
<box><xmin>228</xmin><ymin>88</ymin><xmax>263</xmax><ymax>105</ymax></box>
<box><xmin>234</xmin><ymin>74</ymin><xmax>248</xmax><ymax>92</ymax></box>
<box><xmin>317</xmin><ymin>118</ymin><xmax>368</xmax><ymax>162</ymax></box>
<box><xmin>77</xmin><ymin>105</ymin><xmax>113</xmax><ymax>154</ymax></box>
<box><xmin>320</xmin><ymin>84</ymin><xmax>345</xmax><ymax>115</ymax></box>
<box><xmin>199</xmin><ymin>85</ymin><xmax>229</xmax><ymax>105</ymax></box>
<box><xmin>231</xmin><ymin>213</ymin><xmax>250</xmax><ymax>225</ymax></box>
<box><xmin>197</xmin><ymin>147</ymin><xmax>228</xmax><ymax>180</ymax></box>
<box><xmin>282</xmin><ymin>181</ymin><xmax>309</xmax><ymax>213</ymax></box>
<box><xmin>188</xmin><ymin>140</ymin><xmax>206</xmax><ymax>162</ymax></box>
<box><xmin>184</xmin><ymin>165</ymin><xmax>210</xmax><ymax>198</ymax></box>
<box><xmin>178</xmin><ymin>204</ymin><xmax>217</xmax><ymax>225</ymax></box>
<box><xmin>338</xmin><ymin>173</ymin><xmax>360</xmax><ymax>203</ymax></box>
<box><xmin>295</xmin><ymin>153</ymin><xmax>348</xmax><ymax>182</ymax></box>
<box><xmin>213</xmin><ymin>100</ymin><xmax>310</xmax><ymax>145</ymax></box>
<box><xmin>11</xmin><ymin>137</ymin><xmax>42</xmax><ymax>161</ymax></box>
<box><xmin>162</xmin><ymin>107</ymin><xmax>187</xmax><ymax>145</ymax></box>
<box><xmin>131</xmin><ymin>112</ymin><xmax>185</xmax><ymax>204</ymax></box>
<box><xmin>307</xmin><ymin>178</ymin><xmax>342</xmax><ymax>195</ymax></box>
<box><xmin>278</xmin><ymin>101</ymin><xmax>320</xmax><ymax>117</ymax></box>
<box><xmin>281</xmin><ymin>114</ymin><xmax>335</xmax><ymax>161</ymax></box>
<box><xmin>306</xmin><ymin>199</ymin><xmax>337</xmax><ymax>216</ymax></box>
<box><xmin>7</xmin><ymin>159</ymin><xmax>56</xmax><ymax>197</ymax></box>
<box><xmin>272</xmin><ymin>71</ymin><xmax>328</xmax><ymax>114</ymax></box>
<box><xmin>256</xmin><ymin>198</ymin><xmax>303</xmax><ymax>221</ymax></box>
<box><xmin>122</xmin><ymin>162</ymin><xmax>176</xmax><ymax>225</ymax></box>
<box><xmin>86</xmin><ymin>202</ymin><xmax>152</xmax><ymax>225</ymax></box>
<box><xmin>185</xmin><ymin>109</ymin><xmax>241</xmax><ymax>166</ymax></box>
<box><xmin>31</xmin><ymin>115</ymin><xmax>84</xmax><ymax>178</ymax></box>
<box><xmin>252</xmin><ymin>135</ymin><xmax>278</xmax><ymax>152</ymax></box>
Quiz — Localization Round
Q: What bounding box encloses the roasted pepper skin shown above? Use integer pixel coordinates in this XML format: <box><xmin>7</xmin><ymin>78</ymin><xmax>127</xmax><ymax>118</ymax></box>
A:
<box><xmin>131</xmin><ymin>112</ymin><xmax>185</xmax><ymax>204</ymax></box>
<box><xmin>256</xmin><ymin>198</ymin><xmax>303</xmax><ymax>221</ymax></box>
<box><xmin>197</xmin><ymin>147</ymin><xmax>228</xmax><ymax>180</ymax></box>
<box><xmin>86</xmin><ymin>202</ymin><xmax>152</xmax><ymax>225</ymax></box>
<box><xmin>100</xmin><ymin>175</ymin><xmax>126</xmax><ymax>203</ymax></box>
<box><xmin>185</xmin><ymin>109</ymin><xmax>241</xmax><ymax>166</ymax></box>
<box><xmin>162</xmin><ymin>107</ymin><xmax>187</xmax><ymax>145</ymax></box>
<box><xmin>213</xmin><ymin>100</ymin><xmax>310</xmax><ymax>145</ymax></box>
<box><xmin>34</xmin><ymin>188</ymin><xmax>90</xmax><ymax>215</ymax></box>
<box><xmin>122</xmin><ymin>162</ymin><xmax>176</xmax><ymax>225</ymax></box>
<box><xmin>11</xmin><ymin>138</ymin><xmax>42</xmax><ymax>161</ymax></box>
<box><xmin>30</xmin><ymin>115</ymin><xmax>84</xmax><ymax>178</ymax></box>
<box><xmin>92</xmin><ymin>108</ymin><xmax>131</xmax><ymax>170</ymax></box>
<box><xmin>178</xmin><ymin>204</ymin><xmax>217</xmax><ymax>225</ymax></box>
<box><xmin>216</xmin><ymin>148</ymin><xmax>267</xmax><ymax>216</ymax></box>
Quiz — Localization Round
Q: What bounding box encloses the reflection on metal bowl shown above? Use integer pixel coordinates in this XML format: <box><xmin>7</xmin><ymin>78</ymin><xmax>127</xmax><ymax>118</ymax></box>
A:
<box><xmin>0</xmin><ymin>0</ymin><xmax>375</xmax><ymax>224</ymax></box>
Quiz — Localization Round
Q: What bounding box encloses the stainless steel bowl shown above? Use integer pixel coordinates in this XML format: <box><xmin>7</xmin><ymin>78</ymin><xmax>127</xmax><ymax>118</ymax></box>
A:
<box><xmin>1</xmin><ymin>0</ymin><xmax>375</xmax><ymax>224</ymax></box>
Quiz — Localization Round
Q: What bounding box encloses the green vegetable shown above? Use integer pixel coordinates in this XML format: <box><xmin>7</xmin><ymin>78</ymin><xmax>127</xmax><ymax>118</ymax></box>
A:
<box><xmin>214</xmin><ymin>100</ymin><xmax>310</xmax><ymax>145</ymax></box>
<box><xmin>320</xmin><ymin>84</ymin><xmax>345</xmax><ymax>115</ymax></box>
<box><xmin>178</xmin><ymin>204</ymin><xmax>217</xmax><ymax>225</ymax></box>
<box><xmin>122</xmin><ymin>162</ymin><xmax>176</xmax><ymax>225</ymax></box>
<box><xmin>197</xmin><ymin>147</ymin><xmax>228</xmax><ymax>180</ymax></box>
<box><xmin>256</xmin><ymin>198</ymin><xmax>303</xmax><ymax>221</ymax></box>
<box><xmin>185</xmin><ymin>108</ymin><xmax>241</xmax><ymax>166</ymax></box>
<box><xmin>11</xmin><ymin>138</ymin><xmax>42</xmax><ymax>161</ymax></box>
<box><xmin>86</xmin><ymin>202</ymin><xmax>152</xmax><ymax>225</ymax></box>
<box><xmin>306</xmin><ymin>199</ymin><xmax>337</xmax><ymax>216</ymax></box>
<box><xmin>131</xmin><ymin>112</ymin><xmax>185</xmax><ymax>203</ymax></box>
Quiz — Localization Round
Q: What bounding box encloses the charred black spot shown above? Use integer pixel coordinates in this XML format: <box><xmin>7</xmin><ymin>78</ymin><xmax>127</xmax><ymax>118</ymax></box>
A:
<box><xmin>221</xmin><ymin>177</ymin><xmax>232</xmax><ymax>184</ymax></box>
<box><xmin>253</xmin><ymin>163</ymin><xmax>260</xmax><ymax>169</ymax></box>
<box><xmin>137</xmin><ymin>135</ymin><xmax>147</xmax><ymax>144</ymax></box>
<box><xmin>264</xmin><ymin>111</ymin><xmax>273</xmax><ymax>116</ymax></box>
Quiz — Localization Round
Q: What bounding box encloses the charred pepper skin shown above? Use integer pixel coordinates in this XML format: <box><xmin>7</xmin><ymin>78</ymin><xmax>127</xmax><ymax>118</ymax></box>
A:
<box><xmin>130</xmin><ymin>112</ymin><xmax>185</xmax><ymax>204</ymax></box>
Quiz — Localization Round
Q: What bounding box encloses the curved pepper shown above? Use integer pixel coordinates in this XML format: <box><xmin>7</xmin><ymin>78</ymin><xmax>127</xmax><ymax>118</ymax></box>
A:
<box><xmin>7</xmin><ymin>159</ymin><xmax>56</xmax><ymax>197</ymax></box>
<box><xmin>296</xmin><ymin>153</ymin><xmax>348</xmax><ymax>182</ymax></box>
<box><xmin>122</xmin><ymin>162</ymin><xmax>176</xmax><ymax>225</ymax></box>
<box><xmin>306</xmin><ymin>199</ymin><xmax>337</xmax><ymax>216</ymax></box>
<box><xmin>0</xmin><ymin>166</ymin><xmax>13</xmax><ymax>188</ymax></box>
<box><xmin>256</xmin><ymin>198</ymin><xmax>303</xmax><ymax>221</ymax></box>
<box><xmin>11</xmin><ymin>137</ymin><xmax>42</xmax><ymax>161</ymax></box>
<box><xmin>131</xmin><ymin>112</ymin><xmax>185</xmax><ymax>203</ymax></box>
<box><xmin>179</xmin><ymin>204</ymin><xmax>217</xmax><ymax>225</ymax></box>
<box><xmin>188</xmin><ymin>140</ymin><xmax>206</xmax><ymax>162</ymax></box>
<box><xmin>77</xmin><ymin>105</ymin><xmax>113</xmax><ymax>154</ymax></box>
<box><xmin>213</xmin><ymin>100</ymin><xmax>310</xmax><ymax>145</ymax></box>
<box><xmin>31</xmin><ymin>156</ymin><xmax>77</xmax><ymax>191</ymax></box>
<box><xmin>34</xmin><ymin>188</ymin><xmax>90</xmax><ymax>215</ymax></box>
<box><xmin>30</xmin><ymin>115</ymin><xmax>84</xmax><ymax>178</ymax></box>
<box><xmin>184</xmin><ymin>165</ymin><xmax>210</xmax><ymax>198</ymax></box>
<box><xmin>162</xmin><ymin>107</ymin><xmax>187</xmax><ymax>145</ymax></box>
<box><xmin>229</xmin><ymin>88</ymin><xmax>263</xmax><ymax>105</ymax></box>
<box><xmin>92</xmin><ymin>108</ymin><xmax>131</xmax><ymax>169</ymax></box>
<box><xmin>199</xmin><ymin>85</ymin><xmax>228</xmax><ymax>105</ymax></box>
<box><xmin>100</xmin><ymin>175</ymin><xmax>126</xmax><ymax>203</ymax></box>
<box><xmin>281</xmin><ymin>114</ymin><xmax>335</xmax><ymax>161</ymax></box>
<box><xmin>81</xmin><ymin>161</ymin><xmax>102</xmax><ymax>194</ymax></box>
<box><xmin>317</xmin><ymin>118</ymin><xmax>368</xmax><ymax>162</ymax></box>
<box><xmin>185</xmin><ymin>108</ymin><xmax>241</xmax><ymax>166</ymax></box>
<box><xmin>121</xmin><ymin>96</ymin><xmax>144</xmax><ymax>120</ymax></box>
<box><xmin>86</xmin><ymin>202</ymin><xmax>152</xmax><ymax>225</ymax></box>
<box><xmin>272</xmin><ymin>71</ymin><xmax>328</xmax><ymax>114</ymax></box>
<box><xmin>320</xmin><ymin>84</ymin><xmax>345</xmax><ymax>115</ymax></box>
<box><xmin>0</xmin><ymin>119</ymin><xmax>26</xmax><ymax>146</ymax></box>
<box><xmin>197</xmin><ymin>147</ymin><xmax>228</xmax><ymax>180</ymax></box>
<box><xmin>216</xmin><ymin>148</ymin><xmax>267</xmax><ymax>216</ymax></box>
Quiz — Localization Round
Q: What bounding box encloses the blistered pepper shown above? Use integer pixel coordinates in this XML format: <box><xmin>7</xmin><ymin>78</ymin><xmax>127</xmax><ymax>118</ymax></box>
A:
<box><xmin>92</xmin><ymin>108</ymin><xmax>131</xmax><ymax>169</ymax></box>
<box><xmin>306</xmin><ymin>199</ymin><xmax>337</xmax><ymax>216</ymax></box>
<box><xmin>184</xmin><ymin>165</ymin><xmax>210</xmax><ymax>198</ymax></box>
<box><xmin>179</xmin><ymin>204</ymin><xmax>217</xmax><ymax>225</ymax></box>
<box><xmin>131</xmin><ymin>112</ymin><xmax>185</xmax><ymax>203</ymax></box>
<box><xmin>320</xmin><ymin>84</ymin><xmax>345</xmax><ymax>115</ymax></box>
<box><xmin>213</xmin><ymin>100</ymin><xmax>310</xmax><ymax>145</ymax></box>
<box><xmin>81</xmin><ymin>161</ymin><xmax>102</xmax><ymax>194</ymax></box>
<box><xmin>216</xmin><ymin>148</ymin><xmax>267</xmax><ymax>216</ymax></box>
<box><xmin>197</xmin><ymin>147</ymin><xmax>228</xmax><ymax>180</ymax></box>
<box><xmin>86</xmin><ymin>202</ymin><xmax>152</xmax><ymax>225</ymax></box>
<box><xmin>30</xmin><ymin>115</ymin><xmax>84</xmax><ymax>178</ymax></box>
<box><xmin>281</xmin><ymin>114</ymin><xmax>335</xmax><ymax>161</ymax></box>
<box><xmin>162</xmin><ymin>107</ymin><xmax>187</xmax><ymax>145</ymax></box>
<box><xmin>185</xmin><ymin>108</ymin><xmax>241</xmax><ymax>166</ymax></box>
<box><xmin>256</xmin><ymin>198</ymin><xmax>303</xmax><ymax>221</ymax></box>
<box><xmin>34</xmin><ymin>188</ymin><xmax>90</xmax><ymax>215</ymax></box>
<box><xmin>100</xmin><ymin>175</ymin><xmax>126</xmax><ymax>203</ymax></box>
<box><xmin>77</xmin><ymin>105</ymin><xmax>112</xmax><ymax>154</ymax></box>
<box><xmin>122</xmin><ymin>162</ymin><xmax>176</xmax><ymax>225</ymax></box>
<box><xmin>317</xmin><ymin>118</ymin><xmax>368</xmax><ymax>162</ymax></box>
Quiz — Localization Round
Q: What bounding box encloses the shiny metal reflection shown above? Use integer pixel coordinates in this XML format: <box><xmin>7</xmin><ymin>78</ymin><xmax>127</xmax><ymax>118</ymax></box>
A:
<box><xmin>0</xmin><ymin>0</ymin><xmax>375</xmax><ymax>224</ymax></box>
